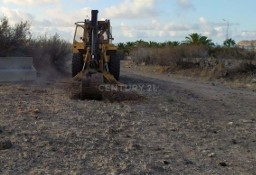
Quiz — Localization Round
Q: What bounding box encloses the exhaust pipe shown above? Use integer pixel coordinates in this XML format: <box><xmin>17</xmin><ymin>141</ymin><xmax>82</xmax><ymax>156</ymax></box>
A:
<box><xmin>90</xmin><ymin>10</ymin><xmax>99</xmax><ymax>62</ymax></box>
<box><xmin>91</xmin><ymin>10</ymin><xmax>98</xmax><ymax>28</ymax></box>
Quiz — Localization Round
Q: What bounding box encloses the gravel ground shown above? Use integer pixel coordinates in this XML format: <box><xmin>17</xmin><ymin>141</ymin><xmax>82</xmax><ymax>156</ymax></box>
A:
<box><xmin>0</xmin><ymin>62</ymin><xmax>255</xmax><ymax>175</ymax></box>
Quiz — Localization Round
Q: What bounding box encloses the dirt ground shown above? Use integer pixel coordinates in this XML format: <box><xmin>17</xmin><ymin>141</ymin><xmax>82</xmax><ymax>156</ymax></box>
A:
<box><xmin>0</xmin><ymin>60</ymin><xmax>255</xmax><ymax>175</ymax></box>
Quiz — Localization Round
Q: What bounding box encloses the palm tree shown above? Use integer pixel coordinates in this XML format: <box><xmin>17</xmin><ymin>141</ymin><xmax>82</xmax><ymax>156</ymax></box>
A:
<box><xmin>117</xmin><ymin>42</ymin><xmax>126</xmax><ymax>50</ymax></box>
<box><xmin>172</xmin><ymin>41</ymin><xmax>180</xmax><ymax>46</ymax></box>
<box><xmin>124</xmin><ymin>41</ymin><xmax>136</xmax><ymax>55</ymax></box>
<box><xmin>126</xmin><ymin>41</ymin><xmax>136</xmax><ymax>48</ymax></box>
<box><xmin>149</xmin><ymin>41</ymin><xmax>160</xmax><ymax>47</ymax></box>
<box><xmin>223</xmin><ymin>38</ymin><xmax>236</xmax><ymax>47</ymax></box>
<box><xmin>117</xmin><ymin>42</ymin><xmax>130</xmax><ymax>55</ymax></box>
<box><xmin>135</xmin><ymin>40</ymin><xmax>148</xmax><ymax>47</ymax></box>
<box><xmin>184</xmin><ymin>33</ymin><xmax>214</xmax><ymax>46</ymax></box>
<box><xmin>165</xmin><ymin>41</ymin><xmax>180</xmax><ymax>47</ymax></box>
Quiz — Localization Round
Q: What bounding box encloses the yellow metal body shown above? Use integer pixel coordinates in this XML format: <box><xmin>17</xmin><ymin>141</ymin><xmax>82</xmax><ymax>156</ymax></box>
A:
<box><xmin>72</xmin><ymin>11</ymin><xmax>123</xmax><ymax>100</ymax></box>
<box><xmin>72</xmin><ymin>19</ymin><xmax>121</xmax><ymax>84</ymax></box>
<box><xmin>73</xmin><ymin>44</ymin><xmax>121</xmax><ymax>85</ymax></box>
<box><xmin>72</xmin><ymin>21</ymin><xmax>117</xmax><ymax>68</ymax></box>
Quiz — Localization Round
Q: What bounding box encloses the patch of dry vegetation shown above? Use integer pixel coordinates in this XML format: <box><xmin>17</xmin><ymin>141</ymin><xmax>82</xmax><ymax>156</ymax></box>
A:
<box><xmin>129</xmin><ymin>44</ymin><xmax>256</xmax><ymax>84</ymax></box>
<box><xmin>131</xmin><ymin>45</ymin><xmax>209</xmax><ymax>66</ymax></box>
<box><xmin>0</xmin><ymin>16</ymin><xmax>71</xmax><ymax>74</ymax></box>
<box><xmin>29</xmin><ymin>34</ymin><xmax>72</xmax><ymax>73</ymax></box>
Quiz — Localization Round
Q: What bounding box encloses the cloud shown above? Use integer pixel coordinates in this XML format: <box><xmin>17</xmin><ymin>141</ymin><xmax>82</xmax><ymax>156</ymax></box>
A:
<box><xmin>119</xmin><ymin>22</ymin><xmax>135</xmax><ymax>38</ymax></box>
<box><xmin>0</xmin><ymin>6</ymin><xmax>98</xmax><ymax>41</ymax></box>
<box><xmin>232</xmin><ymin>31</ymin><xmax>256</xmax><ymax>42</ymax></box>
<box><xmin>2</xmin><ymin>0</ymin><xmax>60</xmax><ymax>6</ymax></box>
<box><xmin>240</xmin><ymin>31</ymin><xmax>256</xmax><ymax>37</ymax></box>
<box><xmin>41</xmin><ymin>7</ymin><xmax>98</xmax><ymax>41</ymax></box>
<box><xmin>0</xmin><ymin>2</ymin><xmax>241</xmax><ymax>43</ymax></box>
<box><xmin>199</xmin><ymin>17</ymin><xmax>207</xmax><ymax>24</ymax></box>
<box><xmin>0</xmin><ymin>7</ymin><xmax>73</xmax><ymax>41</ymax></box>
<box><xmin>104</xmin><ymin>0</ymin><xmax>157</xmax><ymax>19</ymax></box>
<box><xmin>115</xmin><ymin>18</ymin><xmax>199</xmax><ymax>41</ymax></box>
<box><xmin>31</xmin><ymin>26</ymin><xmax>74</xmax><ymax>41</ymax></box>
<box><xmin>0</xmin><ymin>7</ymin><xmax>32</xmax><ymax>24</ymax></box>
<box><xmin>0</xmin><ymin>7</ymin><xmax>52</xmax><ymax>26</ymax></box>
<box><xmin>176</xmin><ymin>0</ymin><xmax>194</xmax><ymax>9</ymax></box>
<box><xmin>198</xmin><ymin>16</ymin><xmax>225</xmax><ymax>38</ymax></box>
<box><xmin>140</xmin><ymin>19</ymin><xmax>196</xmax><ymax>31</ymax></box>
<box><xmin>45</xmin><ymin>7</ymin><xmax>92</xmax><ymax>27</ymax></box>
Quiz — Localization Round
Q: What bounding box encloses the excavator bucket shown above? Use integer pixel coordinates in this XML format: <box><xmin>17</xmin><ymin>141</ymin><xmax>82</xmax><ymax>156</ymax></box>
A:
<box><xmin>81</xmin><ymin>72</ymin><xmax>103</xmax><ymax>100</ymax></box>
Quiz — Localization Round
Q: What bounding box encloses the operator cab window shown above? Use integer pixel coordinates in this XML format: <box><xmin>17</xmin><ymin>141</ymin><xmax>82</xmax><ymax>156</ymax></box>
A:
<box><xmin>74</xmin><ymin>26</ymin><xmax>84</xmax><ymax>42</ymax></box>
<box><xmin>102</xmin><ymin>31</ymin><xmax>108</xmax><ymax>40</ymax></box>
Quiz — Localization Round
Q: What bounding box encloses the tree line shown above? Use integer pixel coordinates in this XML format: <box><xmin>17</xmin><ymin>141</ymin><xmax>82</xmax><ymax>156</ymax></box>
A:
<box><xmin>117</xmin><ymin>33</ymin><xmax>236</xmax><ymax>55</ymax></box>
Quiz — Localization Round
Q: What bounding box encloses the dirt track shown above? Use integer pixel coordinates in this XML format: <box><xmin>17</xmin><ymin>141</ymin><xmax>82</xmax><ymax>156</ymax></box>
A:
<box><xmin>0</xmin><ymin>61</ymin><xmax>256</xmax><ymax>174</ymax></box>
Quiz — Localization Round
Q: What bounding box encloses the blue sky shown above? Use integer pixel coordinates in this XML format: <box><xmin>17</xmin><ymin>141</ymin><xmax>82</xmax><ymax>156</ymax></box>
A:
<box><xmin>0</xmin><ymin>0</ymin><xmax>255</xmax><ymax>44</ymax></box>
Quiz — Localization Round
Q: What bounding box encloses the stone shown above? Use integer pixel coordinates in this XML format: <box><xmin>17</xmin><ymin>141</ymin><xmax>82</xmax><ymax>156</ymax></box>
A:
<box><xmin>251</xmin><ymin>78</ymin><xmax>256</xmax><ymax>84</ymax></box>
<box><xmin>184</xmin><ymin>159</ymin><xmax>193</xmax><ymax>165</ymax></box>
<box><xmin>219</xmin><ymin>162</ymin><xmax>228</xmax><ymax>167</ymax></box>
<box><xmin>228</xmin><ymin>122</ymin><xmax>233</xmax><ymax>125</ymax></box>
<box><xmin>0</xmin><ymin>140</ymin><xmax>13</xmax><ymax>150</ymax></box>
<box><xmin>208</xmin><ymin>153</ymin><xmax>215</xmax><ymax>157</ymax></box>
<box><xmin>163</xmin><ymin>160</ymin><xmax>170</xmax><ymax>165</ymax></box>
<box><xmin>231</xmin><ymin>139</ymin><xmax>238</xmax><ymax>144</ymax></box>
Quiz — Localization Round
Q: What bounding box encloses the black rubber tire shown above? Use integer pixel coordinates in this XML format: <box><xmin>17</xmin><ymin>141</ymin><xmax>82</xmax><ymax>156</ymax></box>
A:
<box><xmin>72</xmin><ymin>53</ymin><xmax>84</xmax><ymax>77</ymax></box>
<box><xmin>108</xmin><ymin>52</ymin><xmax>120</xmax><ymax>81</ymax></box>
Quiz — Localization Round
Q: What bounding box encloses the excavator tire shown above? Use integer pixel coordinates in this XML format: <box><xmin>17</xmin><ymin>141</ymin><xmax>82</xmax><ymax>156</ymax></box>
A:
<box><xmin>108</xmin><ymin>52</ymin><xmax>120</xmax><ymax>81</ymax></box>
<box><xmin>72</xmin><ymin>53</ymin><xmax>84</xmax><ymax>77</ymax></box>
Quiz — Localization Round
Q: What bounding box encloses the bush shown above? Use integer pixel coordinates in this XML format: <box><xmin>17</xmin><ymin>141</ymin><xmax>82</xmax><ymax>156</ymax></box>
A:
<box><xmin>29</xmin><ymin>34</ymin><xmax>72</xmax><ymax>72</ymax></box>
<box><xmin>0</xmin><ymin>17</ymin><xmax>31</xmax><ymax>56</ymax></box>
<box><xmin>131</xmin><ymin>43</ymin><xmax>256</xmax><ymax>67</ymax></box>
<box><xmin>209</xmin><ymin>46</ymin><xmax>256</xmax><ymax>60</ymax></box>
<box><xmin>131</xmin><ymin>45</ymin><xmax>209</xmax><ymax>66</ymax></box>
<box><xmin>0</xmin><ymin>16</ymin><xmax>71</xmax><ymax>73</ymax></box>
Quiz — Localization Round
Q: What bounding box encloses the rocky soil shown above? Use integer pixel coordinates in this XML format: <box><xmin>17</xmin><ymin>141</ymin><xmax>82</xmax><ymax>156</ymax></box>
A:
<box><xmin>0</xmin><ymin>61</ymin><xmax>255</xmax><ymax>174</ymax></box>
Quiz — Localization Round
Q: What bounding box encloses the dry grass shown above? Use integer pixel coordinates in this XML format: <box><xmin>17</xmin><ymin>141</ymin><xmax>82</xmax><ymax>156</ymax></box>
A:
<box><xmin>131</xmin><ymin>45</ymin><xmax>209</xmax><ymax>66</ymax></box>
<box><xmin>1</xmin><ymin>72</ymin><xmax>256</xmax><ymax>174</ymax></box>
<box><xmin>130</xmin><ymin>45</ymin><xmax>256</xmax><ymax>85</ymax></box>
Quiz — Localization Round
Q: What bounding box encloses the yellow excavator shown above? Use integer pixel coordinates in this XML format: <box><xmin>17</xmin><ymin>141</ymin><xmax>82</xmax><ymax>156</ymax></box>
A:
<box><xmin>72</xmin><ymin>10</ymin><xmax>121</xmax><ymax>100</ymax></box>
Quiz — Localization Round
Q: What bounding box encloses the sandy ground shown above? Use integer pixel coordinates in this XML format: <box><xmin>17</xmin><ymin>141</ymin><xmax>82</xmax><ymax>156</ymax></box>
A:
<box><xmin>0</xmin><ymin>61</ymin><xmax>255</xmax><ymax>175</ymax></box>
